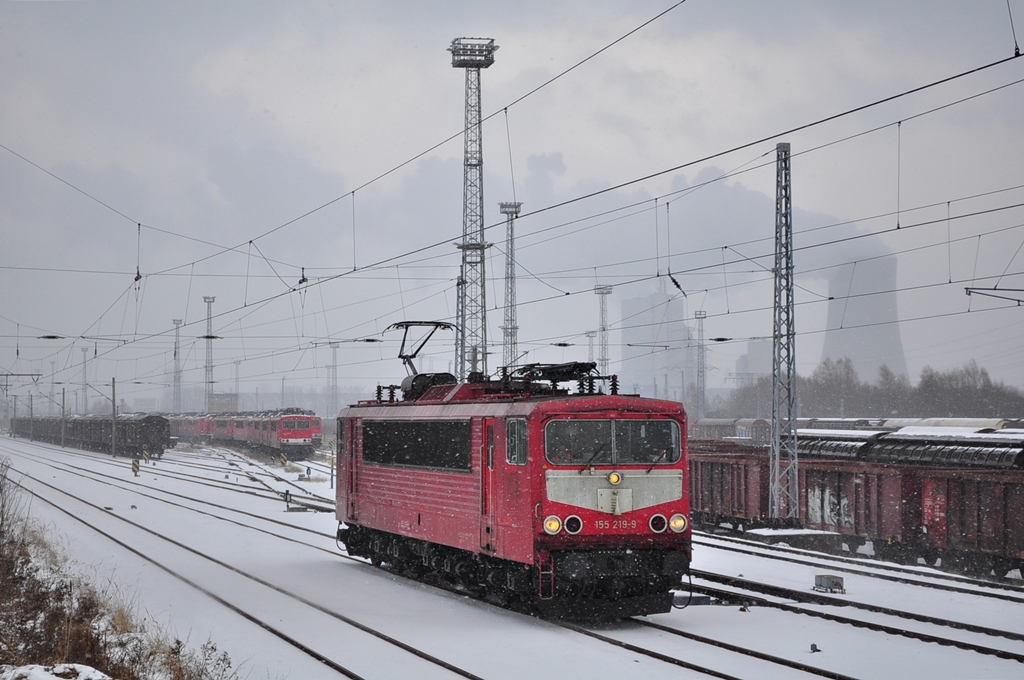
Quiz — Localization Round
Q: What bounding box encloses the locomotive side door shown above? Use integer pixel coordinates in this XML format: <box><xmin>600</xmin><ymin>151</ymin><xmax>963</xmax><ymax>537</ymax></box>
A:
<box><xmin>480</xmin><ymin>418</ymin><xmax>497</xmax><ymax>552</ymax></box>
<box><xmin>346</xmin><ymin>418</ymin><xmax>359</xmax><ymax>521</ymax></box>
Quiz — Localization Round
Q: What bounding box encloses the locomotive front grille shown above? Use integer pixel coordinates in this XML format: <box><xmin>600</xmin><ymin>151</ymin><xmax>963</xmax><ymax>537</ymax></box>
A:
<box><xmin>546</xmin><ymin>469</ymin><xmax>682</xmax><ymax>514</ymax></box>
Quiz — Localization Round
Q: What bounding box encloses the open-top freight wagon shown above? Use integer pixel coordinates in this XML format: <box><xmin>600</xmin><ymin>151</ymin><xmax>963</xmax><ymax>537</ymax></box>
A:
<box><xmin>688</xmin><ymin>428</ymin><xmax>1024</xmax><ymax>577</ymax></box>
<box><xmin>12</xmin><ymin>413</ymin><xmax>171</xmax><ymax>458</ymax></box>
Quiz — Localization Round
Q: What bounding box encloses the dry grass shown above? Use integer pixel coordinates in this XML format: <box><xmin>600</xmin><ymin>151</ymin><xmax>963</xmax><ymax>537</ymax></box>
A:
<box><xmin>0</xmin><ymin>457</ymin><xmax>247</xmax><ymax>680</ymax></box>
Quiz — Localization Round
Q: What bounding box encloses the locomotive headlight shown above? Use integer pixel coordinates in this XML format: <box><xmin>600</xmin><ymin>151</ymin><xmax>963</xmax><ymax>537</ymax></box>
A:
<box><xmin>564</xmin><ymin>515</ymin><xmax>583</xmax><ymax>535</ymax></box>
<box><xmin>669</xmin><ymin>513</ymin><xmax>689</xmax><ymax>533</ymax></box>
<box><xmin>607</xmin><ymin>471</ymin><xmax>622</xmax><ymax>485</ymax></box>
<box><xmin>649</xmin><ymin>514</ymin><xmax>668</xmax><ymax>533</ymax></box>
<box><xmin>543</xmin><ymin>515</ymin><xmax>563</xmax><ymax>535</ymax></box>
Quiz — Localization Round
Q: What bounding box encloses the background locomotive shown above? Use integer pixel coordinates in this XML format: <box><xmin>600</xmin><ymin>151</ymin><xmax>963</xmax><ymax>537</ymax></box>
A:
<box><xmin>168</xmin><ymin>409</ymin><xmax>322</xmax><ymax>460</ymax></box>
<box><xmin>11</xmin><ymin>413</ymin><xmax>171</xmax><ymax>458</ymax></box>
<box><xmin>335</xmin><ymin>362</ymin><xmax>692</xmax><ymax>618</ymax></box>
<box><xmin>688</xmin><ymin>423</ymin><xmax>1024</xmax><ymax>578</ymax></box>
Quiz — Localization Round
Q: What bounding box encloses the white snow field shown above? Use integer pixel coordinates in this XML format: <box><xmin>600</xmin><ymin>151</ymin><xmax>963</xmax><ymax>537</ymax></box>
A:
<box><xmin>3</xmin><ymin>436</ymin><xmax>1022</xmax><ymax>680</ymax></box>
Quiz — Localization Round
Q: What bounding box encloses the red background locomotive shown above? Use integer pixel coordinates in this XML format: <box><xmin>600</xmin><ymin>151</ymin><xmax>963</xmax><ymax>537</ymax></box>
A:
<box><xmin>169</xmin><ymin>410</ymin><xmax>322</xmax><ymax>460</ymax></box>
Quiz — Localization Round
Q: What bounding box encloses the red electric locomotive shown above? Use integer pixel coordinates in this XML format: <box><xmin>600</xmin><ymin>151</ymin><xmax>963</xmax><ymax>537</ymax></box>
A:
<box><xmin>336</xmin><ymin>354</ymin><xmax>691</xmax><ymax>618</ymax></box>
<box><xmin>248</xmin><ymin>410</ymin><xmax>322</xmax><ymax>460</ymax></box>
<box><xmin>166</xmin><ymin>410</ymin><xmax>322</xmax><ymax>460</ymax></box>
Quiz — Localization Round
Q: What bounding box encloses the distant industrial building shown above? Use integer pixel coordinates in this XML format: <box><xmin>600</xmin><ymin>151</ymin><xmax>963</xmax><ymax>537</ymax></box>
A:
<box><xmin>819</xmin><ymin>256</ymin><xmax>908</xmax><ymax>381</ymax></box>
<box><xmin>620</xmin><ymin>286</ymin><xmax>696</xmax><ymax>404</ymax></box>
<box><xmin>734</xmin><ymin>339</ymin><xmax>772</xmax><ymax>386</ymax></box>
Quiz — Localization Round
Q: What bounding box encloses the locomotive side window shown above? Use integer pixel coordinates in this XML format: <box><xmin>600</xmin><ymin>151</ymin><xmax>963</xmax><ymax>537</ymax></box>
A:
<box><xmin>506</xmin><ymin>418</ymin><xmax>528</xmax><ymax>465</ymax></box>
<box><xmin>337</xmin><ymin>419</ymin><xmax>347</xmax><ymax>456</ymax></box>
<box><xmin>362</xmin><ymin>420</ymin><xmax>471</xmax><ymax>471</ymax></box>
<box><xmin>544</xmin><ymin>419</ymin><xmax>680</xmax><ymax>466</ymax></box>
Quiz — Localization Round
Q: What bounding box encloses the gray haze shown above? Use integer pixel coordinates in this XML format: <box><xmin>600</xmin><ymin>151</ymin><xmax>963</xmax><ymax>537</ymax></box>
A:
<box><xmin>2</xmin><ymin>1</ymin><xmax>1024</xmax><ymax>413</ymax></box>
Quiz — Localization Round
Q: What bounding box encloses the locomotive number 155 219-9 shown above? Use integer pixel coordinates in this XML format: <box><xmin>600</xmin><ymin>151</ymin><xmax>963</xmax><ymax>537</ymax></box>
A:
<box><xmin>594</xmin><ymin>519</ymin><xmax>638</xmax><ymax>530</ymax></box>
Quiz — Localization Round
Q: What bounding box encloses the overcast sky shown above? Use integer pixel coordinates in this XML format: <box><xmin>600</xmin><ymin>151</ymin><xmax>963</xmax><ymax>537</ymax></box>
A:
<box><xmin>2</xmin><ymin>0</ymin><xmax>1024</xmax><ymax>411</ymax></box>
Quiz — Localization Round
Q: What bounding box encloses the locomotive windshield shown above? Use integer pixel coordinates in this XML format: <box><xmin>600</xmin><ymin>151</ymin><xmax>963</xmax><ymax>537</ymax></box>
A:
<box><xmin>545</xmin><ymin>419</ymin><xmax>680</xmax><ymax>466</ymax></box>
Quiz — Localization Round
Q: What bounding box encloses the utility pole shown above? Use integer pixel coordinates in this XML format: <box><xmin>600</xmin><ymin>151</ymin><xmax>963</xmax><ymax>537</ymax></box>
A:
<box><xmin>770</xmin><ymin>142</ymin><xmax>799</xmax><ymax>522</ymax></box>
<box><xmin>49</xmin><ymin>360</ymin><xmax>55</xmax><ymax>416</ymax></box>
<box><xmin>450</xmin><ymin>37</ymin><xmax>498</xmax><ymax>381</ymax></box>
<box><xmin>585</xmin><ymin>330</ymin><xmax>596</xmax><ymax>363</ymax></box>
<box><xmin>202</xmin><ymin>297</ymin><xmax>216</xmax><ymax>413</ymax></box>
<box><xmin>595</xmin><ymin>286</ymin><xmax>613</xmax><ymax>380</ymax></box>
<box><xmin>173</xmin><ymin>319</ymin><xmax>183</xmax><ymax>413</ymax></box>
<box><xmin>80</xmin><ymin>347</ymin><xmax>89</xmax><ymax>414</ymax></box>
<box><xmin>695</xmin><ymin>310</ymin><xmax>707</xmax><ymax>420</ymax></box>
<box><xmin>500</xmin><ymin>201</ymin><xmax>522</xmax><ymax>371</ymax></box>
<box><xmin>281</xmin><ymin>376</ymin><xmax>285</xmax><ymax>410</ymax></box>
<box><xmin>329</xmin><ymin>342</ymin><xmax>339</xmax><ymax>417</ymax></box>
<box><xmin>111</xmin><ymin>377</ymin><xmax>116</xmax><ymax>457</ymax></box>
<box><xmin>233</xmin><ymin>359</ymin><xmax>241</xmax><ymax>409</ymax></box>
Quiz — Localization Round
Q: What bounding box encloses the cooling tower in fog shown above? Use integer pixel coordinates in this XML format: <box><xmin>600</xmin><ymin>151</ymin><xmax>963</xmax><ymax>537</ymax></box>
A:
<box><xmin>820</xmin><ymin>256</ymin><xmax>907</xmax><ymax>380</ymax></box>
<box><xmin>621</xmin><ymin>287</ymin><xmax>696</xmax><ymax>401</ymax></box>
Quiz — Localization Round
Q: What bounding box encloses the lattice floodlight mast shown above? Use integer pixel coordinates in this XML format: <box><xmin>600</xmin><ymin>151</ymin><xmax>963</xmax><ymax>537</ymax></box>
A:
<box><xmin>172</xmin><ymin>319</ymin><xmax>183</xmax><ymax>413</ymax></box>
<box><xmin>500</xmin><ymin>201</ymin><xmax>522</xmax><ymax>370</ymax></box>
<box><xmin>695</xmin><ymin>310</ymin><xmax>707</xmax><ymax>420</ymax></box>
<box><xmin>450</xmin><ymin>37</ymin><xmax>497</xmax><ymax>381</ymax></box>
<box><xmin>595</xmin><ymin>286</ymin><xmax>613</xmax><ymax>381</ymax></box>
<box><xmin>203</xmin><ymin>296</ymin><xmax>216</xmax><ymax>413</ymax></box>
<box><xmin>770</xmin><ymin>142</ymin><xmax>799</xmax><ymax>521</ymax></box>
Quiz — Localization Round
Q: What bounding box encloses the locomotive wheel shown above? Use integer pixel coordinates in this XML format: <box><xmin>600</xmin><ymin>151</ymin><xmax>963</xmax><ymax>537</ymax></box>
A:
<box><xmin>992</xmin><ymin>557</ymin><xmax>1013</xmax><ymax>579</ymax></box>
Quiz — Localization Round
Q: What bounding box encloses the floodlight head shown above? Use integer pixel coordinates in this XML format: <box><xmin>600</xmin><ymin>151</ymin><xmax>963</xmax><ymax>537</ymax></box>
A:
<box><xmin>499</xmin><ymin>202</ymin><xmax>522</xmax><ymax>216</ymax></box>
<box><xmin>449</xmin><ymin>37</ymin><xmax>498</xmax><ymax>68</ymax></box>
<box><xmin>695</xmin><ymin>310</ymin><xmax>707</xmax><ymax>319</ymax></box>
<box><xmin>594</xmin><ymin>285</ymin><xmax>613</xmax><ymax>296</ymax></box>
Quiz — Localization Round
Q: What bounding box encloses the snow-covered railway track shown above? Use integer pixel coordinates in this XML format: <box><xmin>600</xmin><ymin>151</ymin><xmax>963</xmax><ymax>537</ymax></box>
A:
<box><xmin>6</xmin><ymin>441</ymin><xmax>332</xmax><ymax>511</ymax></box>
<box><xmin>694</xmin><ymin>532</ymin><xmax>1024</xmax><ymax>599</ymax></box>
<box><xmin>4</xmin><ymin>443</ymin><xmax>865</xmax><ymax>679</ymax></box>
<box><xmin>8</xmin><ymin>439</ymin><xmax>1023</xmax><ymax>678</ymax></box>
<box><xmin>690</xmin><ymin>572</ymin><xmax>1024</xmax><ymax>663</ymax></box>
<box><xmin>11</xmin><ymin>466</ymin><xmax>488</xmax><ymax>680</ymax></box>
<box><xmin>4</xmin><ymin>445</ymin><xmax>336</xmax><ymax>544</ymax></box>
<box><xmin>568</xmin><ymin>619</ymin><xmax>863</xmax><ymax>680</ymax></box>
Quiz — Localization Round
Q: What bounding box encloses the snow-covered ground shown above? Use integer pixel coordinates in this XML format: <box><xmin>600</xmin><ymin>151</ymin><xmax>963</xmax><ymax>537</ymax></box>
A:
<box><xmin>3</xmin><ymin>436</ymin><xmax>1022</xmax><ymax>679</ymax></box>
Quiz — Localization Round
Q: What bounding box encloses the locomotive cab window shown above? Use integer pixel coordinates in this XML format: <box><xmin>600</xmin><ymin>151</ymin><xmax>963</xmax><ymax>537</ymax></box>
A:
<box><xmin>545</xmin><ymin>419</ymin><xmax>680</xmax><ymax>466</ymax></box>
<box><xmin>506</xmin><ymin>418</ymin><xmax>528</xmax><ymax>465</ymax></box>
